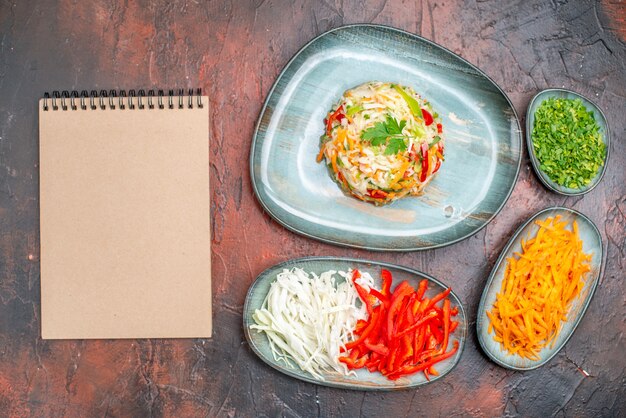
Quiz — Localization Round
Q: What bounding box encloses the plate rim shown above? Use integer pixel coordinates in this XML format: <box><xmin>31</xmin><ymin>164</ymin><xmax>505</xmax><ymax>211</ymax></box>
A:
<box><xmin>475</xmin><ymin>206</ymin><xmax>604</xmax><ymax>370</ymax></box>
<box><xmin>525</xmin><ymin>87</ymin><xmax>611</xmax><ymax>196</ymax></box>
<box><xmin>249</xmin><ymin>23</ymin><xmax>523</xmax><ymax>252</ymax></box>
<box><xmin>243</xmin><ymin>255</ymin><xmax>468</xmax><ymax>390</ymax></box>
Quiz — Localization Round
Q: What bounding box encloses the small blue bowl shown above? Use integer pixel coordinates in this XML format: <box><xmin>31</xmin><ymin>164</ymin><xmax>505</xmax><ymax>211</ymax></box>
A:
<box><xmin>526</xmin><ymin>88</ymin><xmax>610</xmax><ymax>196</ymax></box>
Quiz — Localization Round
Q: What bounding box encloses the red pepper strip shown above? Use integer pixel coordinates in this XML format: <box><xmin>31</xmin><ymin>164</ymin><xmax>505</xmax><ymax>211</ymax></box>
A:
<box><xmin>397</xmin><ymin>293</ymin><xmax>416</xmax><ymax>329</ymax></box>
<box><xmin>436</xmin><ymin>123</ymin><xmax>442</xmax><ymax>133</ymax></box>
<box><xmin>420</xmin><ymin>142</ymin><xmax>429</xmax><ymax>182</ymax></box>
<box><xmin>429</xmin><ymin>319</ymin><xmax>444</xmax><ymax>343</ymax></box>
<box><xmin>345</xmin><ymin>306</ymin><xmax>380</xmax><ymax>350</ymax></box>
<box><xmin>395</xmin><ymin>310</ymin><xmax>439</xmax><ymax>338</ymax></box>
<box><xmin>365</xmin><ymin>352</ymin><xmax>381</xmax><ymax>372</ymax></box>
<box><xmin>451</xmin><ymin>306</ymin><xmax>459</xmax><ymax>316</ymax></box>
<box><xmin>413</xmin><ymin>326</ymin><xmax>426</xmax><ymax>363</ymax></box>
<box><xmin>352</xmin><ymin>270</ymin><xmax>377</xmax><ymax>315</ymax></box>
<box><xmin>387</xmin><ymin>341</ymin><xmax>459</xmax><ymax>379</ymax></box>
<box><xmin>423</xmin><ymin>368</ymin><xmax>430</xmax><ymax>382</ymax></box>
<box><xmin>364</xmin><ymin>340</ymin><xmax>390</xmax><ymax>356</ymax></box>
<box><xmin>412</xmin><ymin>298</ymin><xmax>429</xmax><ymax>316</ymax></box>
<box><xmin>416</xmin><ymin>279</ymin><xmax>428</xmax><ymax>300</ymax></box>
<box><xmin>406</xmin><ymin>299</ymin><xmax>415</xmax><ymax>324</ymax></box>
<box><xmin>381</xmin><ymin>269</ymin><xmax>392</xmax><ymax>298</ymax></box>
<box><xmin>427</xmin><ymin>333</ymin><xmax>438</xmax><ymax>350</ymax></box>
<box><xmin>354</xmin><ymin>319</ymin><xmax>368</xmax><ymax>335</ymax></box>
<box><xmin>387</xmin><ymin>282</ymin><xmax>414</xmax><ymax>340</ymax></box>
<box><xmin>450</xmin><ymin>321</ymin><xmax>459</xmax><ymax>333</ymax></box>
<box><xmin>410</xmin><ymin>297</ymin><xmax>420</xmax><ymax>317</ymax></box>
<box><xmin>326</xmin><ymin>104</ymin><xmax>345</xmax><ymax>135</ymax></box>
<box><xmin>367</xmin><ymin>189</ymin><xmax>388</xmax><ymax>199</ymax></box>
<box><xmin>368</xmin><ymin>288</ymin><xmax>389</xmax><ymax>308</ymax></box>
<box><xmin>339</xmin><ymin>355</ymin><xmax>367</xmax><ymax>369</ymax></box>
<box><xmin>421</xmin><ymin>108</ymin><xmax>434</xmax><ymax>126</ymax></box>
<box><xmin>367</xmin><ymin>363</ymin><xmax>379</xmax><ymax>373</ymax></box>
<box><xmin>395</xmin><ymin>334</ymin><xmax>413</xmax><ymax>370</ymax></box>
<box><xmin>385</xmin><ymin>338</ymin><xmax>399</xmax><ymax>373</ymax></box>
<box><xmin>426</xmin><ymin>287</ymin><xmax>451</xmax><ymax>310</ymax></box>
<box><xmin>432</xmin><ymin>159</ymin><xmax>442</xmax><ymax>174</ymax></box>
<box><xmin>430</xmin><ymin>305</ymin><xmax>443</xmax><ymax>315</ymax></box>
<box><xmin>441</xmin><ymin>299</ymin><xmax>451</xmax><ymax>354</ymax></box>
<box><xmin>413</xmin><ymin>348</ymin><xmax>438</xmax><ymax>364</ymax></box>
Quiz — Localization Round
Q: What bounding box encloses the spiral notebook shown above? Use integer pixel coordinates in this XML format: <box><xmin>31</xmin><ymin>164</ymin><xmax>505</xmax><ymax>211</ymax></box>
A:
<box><xmin>39</xmin><ymin>89</ymin><xmax>212</xmax><ymax>339</ymax></box>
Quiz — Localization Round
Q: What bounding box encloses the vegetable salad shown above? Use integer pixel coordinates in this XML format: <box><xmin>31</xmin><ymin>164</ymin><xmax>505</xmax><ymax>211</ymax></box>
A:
<box><xmin>317</xmin><ymin>82</ymin><xmax>445</xmax><ymax>205</ymax></box>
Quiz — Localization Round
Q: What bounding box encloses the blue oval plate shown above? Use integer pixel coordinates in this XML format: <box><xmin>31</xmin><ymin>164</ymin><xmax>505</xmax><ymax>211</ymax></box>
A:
<box><xmin>476</xmin><ymin>207</ymin><xmax>603</xmax><ymax>370</ymax></box>
<box><xmin>243</xmin><ymin>257</ymin><xmax>467</xmax><ymax>390</ymax></box>
<box><xmin>526</xmin><ymin>88</ymin><xmax>610</xmax><ymax>196</ymax></box>
<box><xmin>250</xmin><ymin>24</ymin><xmax>522</xmax><ymax>251</ymax></box>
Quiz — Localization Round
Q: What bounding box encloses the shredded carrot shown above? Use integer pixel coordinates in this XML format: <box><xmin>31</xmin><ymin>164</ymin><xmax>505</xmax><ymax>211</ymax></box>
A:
<box><xmin>336</xmin><ymin>128</ymin><xmax>347</xmax><ymax>149</ymax></box>
<box><xmin>316</xmin><ymin>146</ymin><xmax>326</xmax><ymax>163</ymax></box>
<box><xmin>331</xmin><ymin>152</ymin><xmax>339</xmax><ymax>174</ymax></box>
<box><xmin>486</xmin><ymin>216</ymin><xmax>592</xmax><ymax>360</ymax></box>
<box><xmin>389</xmin><ymin>160</ymin><xmax>411</xmax><ymax>187</ymax></box>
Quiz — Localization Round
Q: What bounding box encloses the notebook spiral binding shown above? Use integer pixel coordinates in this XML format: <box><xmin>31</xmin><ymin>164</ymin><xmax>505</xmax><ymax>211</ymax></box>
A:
<box><xmin>42</xmin><ymin>88</ymin><xmax>204</xmax><ymax>111</ymax></box>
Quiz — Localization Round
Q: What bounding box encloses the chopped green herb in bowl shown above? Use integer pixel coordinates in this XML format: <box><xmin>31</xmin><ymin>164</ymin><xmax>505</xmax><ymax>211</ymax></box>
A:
<box><xmin>531</xmin><ymin>97</ymin><xmax>606</xmax><ymax>190</ymax></box>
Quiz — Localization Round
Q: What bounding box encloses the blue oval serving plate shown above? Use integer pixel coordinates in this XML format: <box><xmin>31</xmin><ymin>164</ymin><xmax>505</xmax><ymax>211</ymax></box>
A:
<box><xmin>250</xmin><ymin>24</ymin><xmax>522</xmax><ymax>251</ymax></box>
<box><xmin>243</xmin><ymin>257</ymin><xmax>467</xmax><ymax>390</ymax></box>
<box><xmin>476</xmin><ymin>207</ymin><xmax>603</xmax><ymax>370</ymax></box>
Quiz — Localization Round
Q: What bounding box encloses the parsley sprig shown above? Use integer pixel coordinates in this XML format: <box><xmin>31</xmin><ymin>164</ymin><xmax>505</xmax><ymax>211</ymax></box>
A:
<box><xmin>361</xmin><ymin>114</ymin><xmax>409</xmax><ymax>155</ymax></box>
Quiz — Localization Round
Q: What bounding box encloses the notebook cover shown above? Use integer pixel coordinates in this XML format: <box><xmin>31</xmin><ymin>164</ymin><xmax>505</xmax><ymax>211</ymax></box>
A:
<box><xmin>38</xmin><ymin>95</ymin><xmax>211</xmax><ymax>339</ymax></box>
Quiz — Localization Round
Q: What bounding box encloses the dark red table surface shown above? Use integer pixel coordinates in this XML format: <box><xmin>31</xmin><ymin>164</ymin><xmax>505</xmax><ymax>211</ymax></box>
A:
<box><xmin>1</xmin><ymin>1</ymin><xmax>625</xmax><ymax>417</ymax></box>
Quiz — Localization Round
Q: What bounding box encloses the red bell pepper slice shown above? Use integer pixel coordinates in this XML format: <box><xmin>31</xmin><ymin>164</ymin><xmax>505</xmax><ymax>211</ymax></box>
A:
<box><xmin>381</xmin><ymin>269</ymin><xmax>392</xmax><ymax>298</ymax></box>
<box><xmin>450</xmin><ymin>321</ymin><xmax>459</xmax><ymax>333</ymax></box>
<box><xmin>426</xmin><ymin>287</ymin><xmax>451</xmax><ymax>310</ymax></box>
<box><xmin>420</xmin><ymin>142</ymin><xmax>429</xmax><ymax>182</ymax></box>
<box><xmin>421</xmin><ymin>108</ymin><xmax>433</xmax><ymax>126</ymax></box>
<box><xmin>387</xmin><ymin>281</ymin><xmax>413</xmax><ymax>340</ymax></box>
<box><xmin>351</xmin><ymin>270</ymin><xmax>377</xmax><ymax>315</ymax></box>
<box><xmin>436</xmin><ymin>123</ymin><xmax>442</xmax><ymax>133</ymax></box>
<box><xmin>416</xmin><ymin>279</ymin><xmax>428</xmax><ymax>300</ymax></box>
<box><xmin>339</xmin><ymin>355</ymin><xmax>367</xmax><ymax>369</ymax></box>
<box><xmin>413</xmin><ymin>326</ymin><xmax>426</xmax><ymax>363</ymax></box>
<box><xmin>345</xmin><ymin>306</ymin><xmax>380</xmax><ymax>350</ymax></box>
<box><xmin>396</xmin><ymin>310</ymin><xmax>439</xmax><ymax>338</ymax></box>
<box><xmin>367</xmin><ymin>189</ymin><xmax>388</xmax><ymax>200</ymax></box>
<box><xmin>441</xmin><ymin>299</ymin><xmax>451</xmax><ymax>353</ymax></box>
<box><xmin>395</xmin><ymin>334</ymin><xmax>413</xmax><ymax>370</ymax></box>
<box><xmin>387</xmin><ymin>341</ymin><xmax>459</xmax><ymax>380</ymax></box>
<box><xmin>369</xmin><ymin>288</ymin><xmax>390</xmax><ymax>309</ymax></box>
<box><xmin>433</xmin><ymin>159</ymin><xmax>442</xmax><ymax>174</ymax></box>
<box><xmin>326</xmin><ymin>104</ymin><xmax>345</xmax><ymax>135</ymax></box>
<box><xmin>364</xmin><ymin>340</ymin><xmax>389</xmax><ymax>356</ymax></box>
<box><xmin>354</xmin><ymin>319</ymin><xmax>368</xmax><ymax>335</ymax></box>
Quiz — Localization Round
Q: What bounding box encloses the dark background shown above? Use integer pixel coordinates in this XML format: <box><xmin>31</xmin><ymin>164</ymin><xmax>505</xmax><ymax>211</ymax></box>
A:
<box><xmin>1</xmin><ymin>0</ymin><xmax>625</xmax><ymax>416</ymax></box>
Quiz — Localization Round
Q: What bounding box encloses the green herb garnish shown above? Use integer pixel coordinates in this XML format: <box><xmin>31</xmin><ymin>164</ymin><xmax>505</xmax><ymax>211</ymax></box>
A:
<box><xmin>392</xmin><ymin>84</ymin><xmax>422</xmax><ymax>120</ymax></box>
<box><xmin>346</xmin><ymin>104</ymin><xmax>364</xmax><ymax>116</ymax></box>
<box><xmin>430</xmin><ymin>136</ymin><xmax>442</xmax><ymax>147</ymax></box>
<box><xmin>361</xmin><ymin>114</ymin><xmax>408</xmax><ymax>155</ymax></box>
<box><xmin>385</xmin><ymin>137</ymin><xmax>407</xmax><ymax>155</ymax></box>
<box><xmin>532</xmin><ymin>98</ymin><xmax>605</xmax><ymax>189</ymax></box>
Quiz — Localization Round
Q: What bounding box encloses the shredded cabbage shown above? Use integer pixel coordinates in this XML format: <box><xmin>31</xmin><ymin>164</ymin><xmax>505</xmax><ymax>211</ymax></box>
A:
<box><xmin>250</xmin><ymin>268</ymin><xmax>374</xmax><ymax>380</ymax></box>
